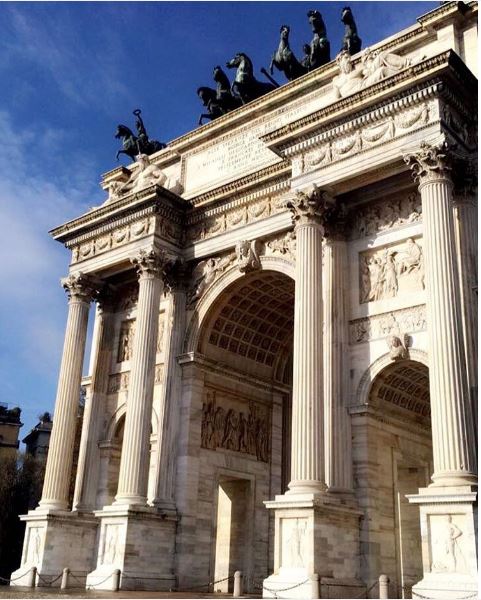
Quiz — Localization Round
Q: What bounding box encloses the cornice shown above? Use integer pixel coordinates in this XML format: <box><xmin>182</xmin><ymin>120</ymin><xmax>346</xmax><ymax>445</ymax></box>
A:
<box><xmin>50</xmin><ymin>186</ymin><xmax>188</xmax><ymax>244</ymax></box>
<box><xmin>262</xmin><ymin>51</ymin><xmax>475</xmax><ymax>152</ymax></box>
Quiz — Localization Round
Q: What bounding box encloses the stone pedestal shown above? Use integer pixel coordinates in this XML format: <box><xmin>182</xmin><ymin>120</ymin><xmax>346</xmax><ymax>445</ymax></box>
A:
<box><xmin>263</xmin><ymin>493</ymin><xmax>363</xmax><ymax>599</ymax></box>
<box><xmin>10</xmin><ymin>510</ymin><xmax>97</xmax><ymax>587</ymax></box>
<box><xmin>85</xmin><ymin>505</ymin><xmax>177</xmax><ymax>591</ymax></box>
<box><xmin>407</xmin><ymin>487</ymin><xmax>478</xmax><ymax>600</ymax></box>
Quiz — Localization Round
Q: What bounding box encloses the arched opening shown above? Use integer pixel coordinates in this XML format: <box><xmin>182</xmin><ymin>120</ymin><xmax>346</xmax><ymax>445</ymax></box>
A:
<box><xmin>352</xmin><ymin>359</ymin><xmax>432</xmax><ymax>599</ymax></box>
<box><xmin>188</xmin><ymin>268</ymin><xmax>294</xmax><ymax>592</ymax></box>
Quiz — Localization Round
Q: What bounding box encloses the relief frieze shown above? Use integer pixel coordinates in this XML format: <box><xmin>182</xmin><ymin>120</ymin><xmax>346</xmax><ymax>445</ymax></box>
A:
<box><xmin>301</xmin><ymin>101</ymin><xmax>432</xmax><ymax>175</ymax></box>
<box><xmin>201</xmin><ymin>390</ymin><xmax>270</xmax><ymax>462</ymax></box>
<box><xmin>349</xmin><ymin>304</ymin><xmax>426</xmax><ymax>345</ymax></box>
<box><xmin>349</xmin><ymin>193</ymin><xmax>422</xmax><ymax>239</ymax></box>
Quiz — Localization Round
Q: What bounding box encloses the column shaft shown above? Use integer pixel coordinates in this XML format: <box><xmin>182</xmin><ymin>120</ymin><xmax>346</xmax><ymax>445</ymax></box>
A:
<box><xmin>73</xmin><ymin>302</ymin><xmax>114</xmax><ymax>511</ymax></box>
<box><xmin>115</xmin><ymin>250</ymin><xmax>164</xmax><ymax>505</ymax></box>
<box><xmin>152</xmin><ymin>288</ymin><xmax>186</xmax><ymax>506</ymax></box>
<box><xmin>40</xmin><ymin>274</ymin><xmax>95</xmax><ymax>510</ymax></box>
<box><xmin>405</xmin><ymin>144</ymin><xmax>477</xmax><ymax>485</ymax></box>
<box><xmin>323</xmin><ymin>239</ymin><xmax>352</xmax><ymax>491</ymax></box>
<box><xmin>453</xmin><ymin>196</ymin><xmax>478</xmax><ymax>425</ymax></box>
<box><xmin>287</xmin><ymin>187</ymin><xmax>330</xmax><ymax>493</ymax></box>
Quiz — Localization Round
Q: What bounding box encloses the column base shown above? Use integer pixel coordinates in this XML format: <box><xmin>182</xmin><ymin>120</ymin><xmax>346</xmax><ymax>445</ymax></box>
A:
<box><xmin>407</xmin><ymin>485</ymin><xmax>478</xmax><ymax>600</ymax></box>
<box><xmin>263</xmin><ymin>491</ymin><xmax>363</xmax><ymax>599</ymax></box>
<box><xmin>10</xmin><ymin>508</ymin><xmax>97</xmax><ymax>588</ymax></box>
<box><xmin>86</xmin><ymin>503</ymin><xmax>178</xmax><ymax>591</ymax></box>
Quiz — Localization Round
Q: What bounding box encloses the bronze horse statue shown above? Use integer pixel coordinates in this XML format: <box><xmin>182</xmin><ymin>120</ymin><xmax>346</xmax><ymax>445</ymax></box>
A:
<box><xmin>307</xmin><ymin>9</ymin><xmax>331</xmax><ymax>69</ymax></box>
<box><xmin>115</xmin><ymin>110</ymin><xmax>165</xmax><ymax>162</ymax></box>
<box><xmin>226</xmin><ymin>52</ymin><xmax>279</xmax><ymax>104</ymax></box>
<box><xmin>341</xmin><ymin>6</ymin><xmax>362</xmax><ymax>55</ymax></box>
<box><xmin>270</xmin><ymin>25</ymin><xmax>308</xmax><ymax>81</ymax></box>
<box><xmin>197</xmin><ymin>66</ymin><xmax>242</xmax><ymax>125</ymax></box>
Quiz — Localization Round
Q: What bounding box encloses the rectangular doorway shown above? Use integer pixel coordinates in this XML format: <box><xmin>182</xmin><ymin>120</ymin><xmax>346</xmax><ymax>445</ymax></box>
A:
<box><xmin>213</xmin><ymin>476</ymin><xmax>251</xmax><ymax>593</ymax></box>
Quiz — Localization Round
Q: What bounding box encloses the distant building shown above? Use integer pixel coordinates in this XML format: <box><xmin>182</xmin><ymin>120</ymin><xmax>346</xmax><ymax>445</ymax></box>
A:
<box><xmin>22</xmin><ymin>413</ymin><xmax>53</xmax><ymax>463</ymax></box>
<box><xmin>0</xmin><ymin>404</ymin><xmax>22</xmax><ymax>458</ymax></box>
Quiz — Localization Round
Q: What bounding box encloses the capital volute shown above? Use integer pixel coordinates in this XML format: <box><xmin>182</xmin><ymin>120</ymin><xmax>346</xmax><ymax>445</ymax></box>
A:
<box><xmin>130</xmin><ymin>248</ymin><xmax>170</xmax><ymax>281</ymax></box>
<box><xmin>403</xmin><ymin>140</ymin><xmax>454</xmax><ymax>186</ymax></box>
<box><xmin>61</xmin><ymin>271</ymin><xmax>100</xmax><ymax>303</ymax></box>
<box><xmin>287</xmin><ymin>185</ymin><xmax>335</xmax><ymax>229</ymax></box>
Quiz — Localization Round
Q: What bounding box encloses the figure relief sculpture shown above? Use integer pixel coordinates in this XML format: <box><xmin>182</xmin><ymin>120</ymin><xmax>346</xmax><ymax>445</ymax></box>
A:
<box><xmin>266</xmin><ymin>231</ymin><xmax>297</xmax><ymax>261</ymax></box>
<box><xmin>340</xmin><ymin>6</ymin><xmax>362</xmax><ymax>55</ymax></box>
<box><xmin>350</xmin><ymin>193</ymin><xmax>422</xmax><ymax>239</ymax></box>
<box><xmin>431</xmin><ymin>516</ymin><xmax>466</xmax><ymax>574</ymax></box>
<box><xmin>118</xmin><ymin>320</ymin><xmax>135</xmax><ymax>362</ymax></box>
<box><xmin>117</xmin><ymin>154</ymin><xmax>168</xmax><ymax>196</ymax></box>
<box><xmin>270</xmin><ymin>25</ymin><xmax>308</xmax><ymax>81</ymax></box>
<box><xmin>115</xmin><ymin>109</ymin><xmax>165</xmax><ymax>162</ymax></box>
<box><xmin>235</xmin><ymin>239</ymin><xmax>261</xmax><ymax>273</ymax></box>
<box><xmin>360</xmin><ymin>47</ymin><xmax>414</xmax><ymax>88</ymax></box>
<box><xmin>332</xmin><ymin>50</ymin><xmax>363</xmax><ymax>99</ymax></box>
<box><xmin>360</xmin><ymin>238</ymin><xmax>425</xmax><ymax>303</ymax></box>
<box><xmin>201</xmin><ymin>394</ymin><xmax>269</xmax><ymax>462</ymax></box>
<box><xmin>187</xmin><ymin>253</ymin><xmax>236</xmax><ymax>307</ymax></box>
<box><xmin>226</xmin><ymin>52</ymin><xmax>279</xmax><ymax>105</ymax></box>
<box><xmin>387</xmin><ymin>333</ymin><xmax>409</xmax><ymax>360</ymax></box>
<box><xmin>306</xmin><ymin>10</ymin><xmax>331</xmax><ymax>70</ymax></box>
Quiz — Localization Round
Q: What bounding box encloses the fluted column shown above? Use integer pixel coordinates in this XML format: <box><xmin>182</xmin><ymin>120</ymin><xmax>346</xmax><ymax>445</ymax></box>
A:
<box><xmin>286</xmin><ymin>186</ymin><xmax>332</xmax><ymax>494</ymax></box>
<box><xmin>152</xmin><ymin>284</ymin><xmax>186</xmax><ymax>506</ymax></box>
<box><xmin>115</xmin><ymin>249</ymin><xmax>167</xmax><ymax>505</ymax></box>
<box><xmin>452</xmin><ymin>164</ymin><xmax>478</xmax><ymax>432</ymax></box>
<box><xmin>73</xmin><ymin>291</ymin><xmax>115</xmax><ymax>511</ymax></box>
<box><xmin>323</xmin><ymin>215</ymin><xmax>353</xmax><ymax>491</ymax></box>
<box><xmin>39</xmin><ymin>272</ymin><xmax>98</xmax><ymax>511</ymax></box>
<box><xmin>404</xmin><ymin>142</ymin><xmax>477</xmax><ymax>486</ymax></box>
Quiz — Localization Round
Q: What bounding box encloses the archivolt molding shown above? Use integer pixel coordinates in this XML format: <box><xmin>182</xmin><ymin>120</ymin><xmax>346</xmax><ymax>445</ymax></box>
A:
<box><xmin>355</xmin><ymin>348</ymin><xmax>429</xmax><ymax>407</ymax></box>
<box><xmin>104</xmin><ymin>402</ymin><xmax>159</xmax><ymax>442</ymax></box>
<box><xmin>183</xmin><ymin>255</ymin><xmax>295</xmax><ymax>355</ymax></box>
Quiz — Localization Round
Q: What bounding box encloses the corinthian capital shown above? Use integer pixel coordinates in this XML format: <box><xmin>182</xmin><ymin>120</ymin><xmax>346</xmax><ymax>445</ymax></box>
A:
<box><xmin>287</xmin><ymin>185</ymin><xmax>335</xmax><ymax>228</ymax></box>
<box><xmin>131</xmin><ymin>248</ymin><xmax>169</xmax><ymax>280</ymax></box>
<box><xmin>61</xmin><ymin>272</ymin><xmax>100</xmax><ymax>302</ymax></box>
<box><xmin>403</xmin><ymin>140</ymin><xmax>454</xmax><ymax>185</ymax></box>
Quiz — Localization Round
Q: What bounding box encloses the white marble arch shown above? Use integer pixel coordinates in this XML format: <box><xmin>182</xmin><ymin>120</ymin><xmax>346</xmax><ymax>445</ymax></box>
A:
<box><xmin>104</xmin><ymin>402</ymin><xmax>159</xmax><ymax>442</ymax></box>
<box><xmin>183</xmin><ymin>255</ymin><xmax>295</xmax><ymax>355</ymax></box>
<box><xmin>355</xmin><ymin>349</ymin><xmax>429</xmax><ymax>407</ymax></box>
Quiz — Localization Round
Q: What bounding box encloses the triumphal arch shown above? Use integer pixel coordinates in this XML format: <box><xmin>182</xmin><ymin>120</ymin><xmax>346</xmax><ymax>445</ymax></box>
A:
<box><xmin>12</xmin><ymin>3</ymin><xmax>477</xmax><ymax>599</ymax></box>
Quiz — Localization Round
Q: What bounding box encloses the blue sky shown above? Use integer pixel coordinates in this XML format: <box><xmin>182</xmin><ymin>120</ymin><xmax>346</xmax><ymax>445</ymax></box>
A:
<box><xmin>0</xmin><ymin>1</ymin><xmax>437</xmax><ymax>442</ymax></box>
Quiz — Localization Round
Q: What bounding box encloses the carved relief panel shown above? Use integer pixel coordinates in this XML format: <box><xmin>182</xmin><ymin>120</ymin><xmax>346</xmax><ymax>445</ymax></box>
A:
<box><xmin>359</xmin><ymin>237</ymin><xmax>425</xmax><ymax>304</ymax></box>
<box><xmin>117</xmin><ymin>319</ymin><xmax>135</xmax><ymax>363</ymax></box>
<box><xmin>201</xmin><ymin>389</ymin><xmax>270</xmax><ymax>462</ymax></box>
<box><xmin>280</xmin><ymin>518</ymin><xmax>308</xmax><ymax>569</ymax></box>
<box><xmin>429</xmin><ymin>514</ymin><xmax>468</xmax><ymax>575</ymax></box>
<box><xmin>349</xmin><ymin>193</ymin><xmax>422</xmax><ymax>240</ymax></box>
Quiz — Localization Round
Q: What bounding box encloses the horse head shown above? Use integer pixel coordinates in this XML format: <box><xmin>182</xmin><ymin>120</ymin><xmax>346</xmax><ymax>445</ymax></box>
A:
<box><xmin>213</xmin><ymin>65</ymin><xmax>230</xmax><ymax>88</ymax></box>
<box><xmin>280</xmin><ymin>25</ymin><xmax>290</xmax><ymax>39</ymax></box>
<box><xmin>197</xmin><ymin>87</ymin><xmax>216</xmax><ymax>106</ymax></box>
<box><xmin>308</xmin><ymin>10</ymin><xmax>326</xmax><ymax>36</ymax></box>
<box><xmin>226</xmin><ymin>53</ymin><xmax>242</xmax><ymax>69</ymax></box>
<box><xmin>115</xmin><ymin>124</ymin><xmax>134</xmax><ymax>139</ymax></box>
<box><xmin>341</xmin><ymin>6</ymin><xmax>354</xmax><ymax>24</ymax></box>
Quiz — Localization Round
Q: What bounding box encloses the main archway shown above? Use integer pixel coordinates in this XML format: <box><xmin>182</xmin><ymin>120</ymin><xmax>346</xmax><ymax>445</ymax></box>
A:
<box><xmin>179</xmin><ymin>265</ymin><xmax>295</xmax><ymax>593</ymax></box>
